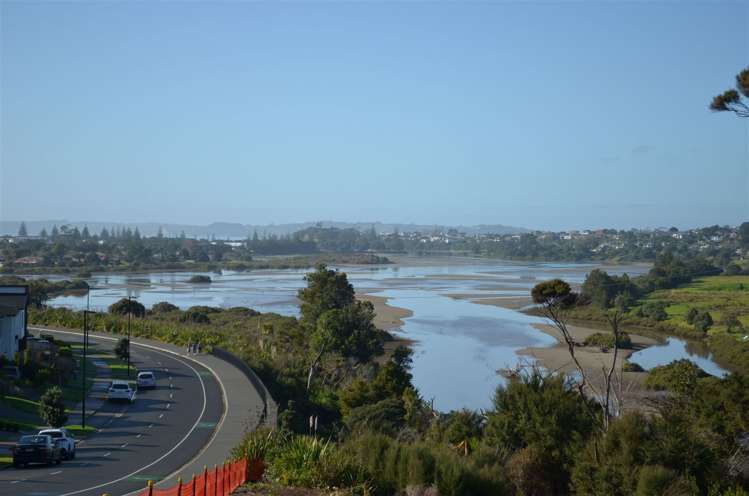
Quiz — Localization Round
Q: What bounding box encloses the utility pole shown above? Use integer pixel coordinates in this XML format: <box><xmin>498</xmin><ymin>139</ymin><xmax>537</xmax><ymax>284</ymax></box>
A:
<box><xmin>127</xmin><ymin>296</ymin><xmax>132</xmax><ymax>379</ymax></box>
<box><xmin>81</xmin><ymin>291</ymin><xmax>89</xmax><ymax>430</ymax></box>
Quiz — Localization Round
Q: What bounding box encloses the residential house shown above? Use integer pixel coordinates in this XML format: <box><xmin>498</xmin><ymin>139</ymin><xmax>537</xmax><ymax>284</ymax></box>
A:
<box><xmin>0</xmin><ymin>286</ymin><xmax>29</xmax><ymax>359</ymax></box>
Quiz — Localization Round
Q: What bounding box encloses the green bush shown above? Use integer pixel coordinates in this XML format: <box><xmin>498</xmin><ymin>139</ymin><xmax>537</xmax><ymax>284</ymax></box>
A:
<box><xmin>114</xmin><ymin>338</ymin><xmax>130</xmax><ymax>360</ymax></box>
<box><xmin>623</xmin><ymin>361</ymin><xmax>645</xmax><ymax>372</ymax></box>
<box><xmin>644</xmin><ymin>359</ymin><xmax>708</xmax><ymax>394</ymax></box>
<box><xmin>39</xmin><ymin>386</ymin><xmax>68</xmax><ymax>427</ymax></box>
<box><xmin>583</xmin><ymin>332</ymin><xmax>632</xmax><ymax>349</ymax></box>
<box><xmin>151</xmin><ymin>301</ymin><xmax>179</xmax><ymax>314</ymax></box>
<box><xmin>188</xmin><ymin>275</ymin><xmax>212</xmax><ymax>283</ymax></box>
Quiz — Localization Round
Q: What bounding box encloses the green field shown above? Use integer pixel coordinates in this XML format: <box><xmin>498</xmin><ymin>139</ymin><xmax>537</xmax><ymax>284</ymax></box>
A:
<box><xmin>644</xmin><ymin>275</ymin><xmax>749</xmax><ymax>336</ymax></box>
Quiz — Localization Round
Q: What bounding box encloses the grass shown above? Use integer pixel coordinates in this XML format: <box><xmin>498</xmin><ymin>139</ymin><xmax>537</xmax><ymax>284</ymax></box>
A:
<box><xmin>1</xmin><ymin>396</ymin><xmax>40</xmax><ymax>416</ymax></box>
<box><xmin>0</xmin><ymin>455</ymin><xmax>12</xmax><ymax>468</ymax></box>
<box><xmin>66</xmin><ymin>424</ymin><xmax>96</xmax><ymax>437</ymax></box>
<box><xmin>102</xmin><ymin>358</ymin><xmax>138</xmax><ymax>382</ymax></box>
<box><xmin>643</xmin><ymin>275</ymin><xmax>749</xmax><ymax>336</ymax></box>
<box><xmin>0</xmin><ymin>416</ymin><xmax>43</xmax><ymax>432</ymax></box>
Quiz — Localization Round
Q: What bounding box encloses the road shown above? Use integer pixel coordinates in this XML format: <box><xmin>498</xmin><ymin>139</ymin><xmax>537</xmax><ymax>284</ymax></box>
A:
<box><xmin>0</xmin><ymin>329</ymin><xmax>224</xmax><ymax>496</ymax></box>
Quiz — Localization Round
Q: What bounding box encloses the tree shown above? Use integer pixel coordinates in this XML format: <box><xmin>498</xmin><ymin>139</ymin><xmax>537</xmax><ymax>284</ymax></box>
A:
<box><xmin>50</xmin><ymin>225</ymin><xmax>59</xmax><ymax>239</ymax></box>
<box><xmin>151</xmin><ymin>301</ymin><xmax>179</xmax><ymax>313</ymax></box>
<box><xmin>693</xmin><ymin>311</ymin><xmax>714</xmax><ymax>334</ymax></box>
<box><xmin>17</xmin><ymin>222</ymin><xmax>27</xmax><ymax>237</ymax></box>
<box><xmin>710</xmin><ymin>67</ymin><xmax>749</xmax><ymax>117</ymax></box>
<box><xmin>108</xmin><ymin>298</ymin><xmax>145</xmax><ymax>317</ymax></box>
<box><xmin>114</xmin><ymin>338</ymin><xmax>130</xmax><ymax>360</ymax></box>
<box><xmin>298</xmin><ymin>264</ymin><xmax>355</xmax><ymax>328</ymax></box>
<box><xmin>40</xmin><ymin>228</ymin><xmax>48</xmax><ymax>238</ymax></box>
<box><xmin>39</xmin><ymin>386</ymin><xmax>68</xmax><ymax>427</ymax></box>
<box><xmin>81</xmin><ymin>226</ymin><xmax>90</xmax><ymax>239</ymax></box>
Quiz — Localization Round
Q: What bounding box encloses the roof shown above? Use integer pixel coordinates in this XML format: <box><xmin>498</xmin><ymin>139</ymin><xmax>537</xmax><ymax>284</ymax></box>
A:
<box><xmin>0</xmin><ymin>286</ymin><xmax>29</xmax><ymax>318</ymax></box>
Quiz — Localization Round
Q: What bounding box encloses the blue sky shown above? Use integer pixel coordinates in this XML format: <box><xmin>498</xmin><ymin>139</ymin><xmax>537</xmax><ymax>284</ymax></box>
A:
<box><xmin>1</xmin><ymin>1</ymin><xmax>747</xmax><ymax>231</ymax></box>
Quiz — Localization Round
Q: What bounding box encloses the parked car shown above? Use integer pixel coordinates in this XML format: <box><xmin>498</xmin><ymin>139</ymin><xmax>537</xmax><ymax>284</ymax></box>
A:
<box><xmin>137</xmin><ymin>371</ymin><xmax>156</xmax><ymax>389</ymax></box>
<box><xmin>38</xmin><ymin>428</ymin><xmax>77</xmax><ymax>460</ymax></box>
<box><xmin>12</xmin><ymin>434</ymin><xmax>62</xmax><ymax>467</ymax></box>
<box><xmin>107</xmin><ymin>380</ymin><xmax>136</xmax><ymax>402</ymax></box>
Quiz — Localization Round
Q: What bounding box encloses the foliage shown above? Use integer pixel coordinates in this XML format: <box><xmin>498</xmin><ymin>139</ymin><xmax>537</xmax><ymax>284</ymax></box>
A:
<box><xmin>188</xmin><ymin>275</ymin><xmax>212</xmax><ymax>283</ymax></box>
<box><xmin>298</xmin><ymin>264</ymin><xmax>355</xmax><ymax>328</ymax></box>
<box><xmin>583</xmin><ymin>331</ymin><xmax>632</xmax><ymax>349</ymax></box>
<box><xmin>151</xmin><ymin>301</ymin><xmax>179</xmax><ymax>313</ymax></box>
<box><xmin>644</xmin><ymin>359</ymin><xmax>708</xmax><ymax>394</ymax></box>
<box><xmin>531</xmin><ymin>279</ymin><xmax>575</xmax><ymax>306</ymax></box>
<box><xmin>710</xmin><ymin>67</ymin><xmax>749</xmax><ymax>117</ymax></box>
<box><xmin>581</xmin><ymin>269</ymin><xmax>637</xmax><ymax>308</ymax></box>
<box><xmin>39</xmin><ymin>386</ymin><xmax>68</xmax><ymax>427</ymax></box>
<box><xmin>114</xmin><ymin>337</ymin><xmax>130</xmax><ymax>360</ymax></box>
<box><xmin>485</xmin><ymin>369</ymin><xmax>596</xmax><ymax>494</ymax></box>
<box><xmin>108</xmin><ymin>298</ymin><xmax>145</xmax><ymax>317</ymax></box>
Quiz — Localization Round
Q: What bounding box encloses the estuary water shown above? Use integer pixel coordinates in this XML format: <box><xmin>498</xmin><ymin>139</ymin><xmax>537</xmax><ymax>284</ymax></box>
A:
<box><xmin>39</xmin><ymin>257</ymin><xmax>728</xmax><ymax>411</ymax></box>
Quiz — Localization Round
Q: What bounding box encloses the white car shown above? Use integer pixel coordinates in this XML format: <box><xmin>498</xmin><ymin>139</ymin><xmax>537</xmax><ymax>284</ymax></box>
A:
<box><xmin>137</xmin><ymin>371</ymin><xmax>156</xmax><ymax>389</ymax></box>
<box><xmin>38</xmin><ymin>428</ymin><xmax>77</xmax><ymax>460</ymax></box>
<box><xmin>107</xmin><ymin>380</ymin><xmax>136</xmax><ymax>402</ymax></box>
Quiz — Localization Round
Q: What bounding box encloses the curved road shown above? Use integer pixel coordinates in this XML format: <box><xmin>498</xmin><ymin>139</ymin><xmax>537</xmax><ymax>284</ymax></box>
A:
<box><xmin>0</xmin><ymin>330</ymin><xmax>224</xmax><ymax>496</ymax></box>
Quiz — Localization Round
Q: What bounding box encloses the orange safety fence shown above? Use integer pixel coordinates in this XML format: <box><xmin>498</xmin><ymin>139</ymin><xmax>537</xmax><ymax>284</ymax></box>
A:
<box><xmin>136</xmin><ymin>458</ymin><xmax>249</xmax><ymax>496</ymax></box>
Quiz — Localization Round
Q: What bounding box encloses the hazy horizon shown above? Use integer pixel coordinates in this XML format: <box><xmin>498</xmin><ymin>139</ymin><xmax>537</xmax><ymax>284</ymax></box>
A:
<box><xmin>2</xmin><ymin>2</ymin><xmax>748</xmax><ymax>231</ymax></box>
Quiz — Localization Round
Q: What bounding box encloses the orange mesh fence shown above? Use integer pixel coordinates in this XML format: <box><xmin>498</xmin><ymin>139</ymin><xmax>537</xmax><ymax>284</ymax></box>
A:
<box><xmin>133</xmin><ymin>459</ymin><xmax>248</xmax><ymax>496</ymax></box>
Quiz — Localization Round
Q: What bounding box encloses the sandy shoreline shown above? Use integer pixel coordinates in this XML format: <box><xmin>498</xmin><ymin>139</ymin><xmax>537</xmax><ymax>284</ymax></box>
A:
<box><xmin>357</xmin><ymin>292</ymin><xmax>413</xmax><ymax>332</ymax></box>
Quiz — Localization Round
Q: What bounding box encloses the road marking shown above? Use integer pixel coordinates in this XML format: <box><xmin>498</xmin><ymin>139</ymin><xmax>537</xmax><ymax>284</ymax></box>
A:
<box><xmin>166</xmin><ymin>403</ymin><xmax>171</xmax><ymax>409</ymax></box>
<box><xmin>169</xmin><ymin>393</ymin><xmax>173</xmax><ymax>399</ymax></box>
<box><xmin>31</xmin><ymin>327</ymin><xmax>213</xmax><ymax>496</ymax></box>
<box><xmin>148</xmin><ymin>424</ymin><xmax>153</xmax><ymax>428</ymax></box>
<box><xmin>121</xmin><ymin>443</ymin><xmax>128</xmax><ymax>448</ymax></box>
<box><xmin>10</xmin><ymin>480</ymin><xmax>23</xmax><ymax>484</ymax></box>
<box><xmin>136</xmin><ymin>434</ymin><xmax>142</xmax><ymax>438</ymax></box>
<box><xmin>104</xmin><ymin>452</ymin><xmax>111</xmax><ymax>457</ymax></box>
<box><xmin>50</xmin><ymin>470</ymin><xmax>63</xmax><ymax>475</ymax></box>
<box><xmin>159</xmin><ymin>413</ymin><xmax>164</xmax><ymax>418</ymax></box>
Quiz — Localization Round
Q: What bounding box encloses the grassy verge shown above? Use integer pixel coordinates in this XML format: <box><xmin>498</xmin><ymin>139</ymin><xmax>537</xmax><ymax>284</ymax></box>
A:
<box><xmin>0</xmin><ymin>455</ymin><xmax>12</xmax><ymax>468</ymax></box>
<box><xmin>0</xmin><ymin>417</ymin><xmax>43</xmax><ymax>432</ymax></box>
<box><xmin>65</xmin><ymin>424</ymin><xmax>96</xmax><ymax>438</ymax></box>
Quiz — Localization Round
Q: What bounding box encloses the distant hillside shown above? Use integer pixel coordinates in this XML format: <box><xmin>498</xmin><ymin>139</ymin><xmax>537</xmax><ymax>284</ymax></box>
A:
<box><xmin>0</xmin><ymin>220</ymin><xmax>529</xmax><ymax>239</ymax></box>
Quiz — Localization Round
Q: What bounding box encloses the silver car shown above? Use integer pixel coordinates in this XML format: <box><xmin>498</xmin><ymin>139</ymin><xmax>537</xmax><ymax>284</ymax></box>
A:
<box><xmin>137</xmin><ymin>371</ymin><xmax>156</xmax><ymax>390</ymax></box>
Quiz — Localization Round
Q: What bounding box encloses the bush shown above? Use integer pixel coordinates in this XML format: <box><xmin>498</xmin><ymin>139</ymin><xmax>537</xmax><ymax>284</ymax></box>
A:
<box><xmin>114</xmin><ymin>338</ymin><xmax>130</xmax><ymax>360</ymax></box>
<box><xmin>188</xmin><ymin>275</ymin><xmax>212</xmax><ymax>283</ymax></box>
<box><xmin>644</xmin><ymin>359</ymin><xmax>708</xmax><ymax>394</ymax></box>
<box><xmin>180</xmin><ymin>311</ymin><xmax>210</xmax><ymax>324</ymax></box>
<box><xmin>693</xmin><ymin>311</ymin><xmax>714</xmax><ymax>334</ymax></box>
<box><xmin>583</xmin><ymin>332</ymin><xmax>632</xmax><ymax>349</ymax></box>
<box><xmin>108</xmin><ymin>298</ymin><xmax>145</xmax><ymax>317</ymax></box>
<box><xmin>641</xmin><ymin>301</ymin><xmax>668</xmax><ymax>322</ymax></box>
<box><xmin>39</xmin><ymin>386</ymin><xmax>68</xmax><ymax>427</ymax></box>
<box><xmin>151</xmin><ymin>301</ymin><xmax>179</xmax><ymax>314</ymax></box>
<box><xmin>623</xmin><ymin>361</ymin><xmax>645</xmax><ymax>372</ymax></box>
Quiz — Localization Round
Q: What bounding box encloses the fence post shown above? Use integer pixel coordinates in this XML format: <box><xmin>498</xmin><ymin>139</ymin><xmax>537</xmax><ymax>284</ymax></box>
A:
<box><xmin>177</xmin><ymin>477</ymin><xmax>182</xmax><ymax>496</ymax></box>
<box><xmin>203</xmin><ymin>465</ymin><xmax>208</xmax><ymax>496</ymax></box>
<box><xmin>214</xmin><ymin>464</ymin><xmax>219</xmax><ymax>496</ymax></box>
<box><xmin>148</xmin><ymin>480</ymin><xmax>154</xmax><ymax>496</ymax></box>
<box><xmin>191</xmin><ymin>473</ymin><xmax>196</xmax><ymax>495</ymax></box>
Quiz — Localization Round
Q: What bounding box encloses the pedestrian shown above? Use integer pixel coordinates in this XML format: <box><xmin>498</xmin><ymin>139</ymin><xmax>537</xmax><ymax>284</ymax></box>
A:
<box><xmin>197</xmin><ymin>341</ymin><xmax>202</xmax><ymax>354</ymax></box>
<box><xmin>187</xmin><ymin>340</ymin><xmax>192</xmax><ymax>354</ymax></box>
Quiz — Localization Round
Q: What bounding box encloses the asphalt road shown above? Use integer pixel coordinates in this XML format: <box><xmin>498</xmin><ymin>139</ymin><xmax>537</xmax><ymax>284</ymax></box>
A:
<box><xmin>0</xmin><ymin>329</ymin><xmax>224</xmax><ymax>496</ymax></box>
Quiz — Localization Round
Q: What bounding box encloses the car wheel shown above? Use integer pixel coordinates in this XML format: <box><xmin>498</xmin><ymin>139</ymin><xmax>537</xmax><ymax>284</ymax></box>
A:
<box><xmin>56</xmin><ymin>457</ymin><xmax>61</xmax><ymax>465</ymax></box>
<box><xmin>61</xmin><ymin>449</ymin><xmax>68</xmax><ymax>460</ymax></box>
<box><xmin>71</xmin><ymin>450</ymin><xmax>76</xmax><ymax>460</ymax></box>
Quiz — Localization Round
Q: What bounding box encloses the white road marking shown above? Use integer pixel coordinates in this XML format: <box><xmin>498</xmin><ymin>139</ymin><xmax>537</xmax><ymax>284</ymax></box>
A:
<box><xmin>166</xmin><ymin>403</ymin><xmax>171</xmax><ymax>409</ymax></box>
<box><xmin>148</xmin><ymin>424</ymin><xmax>153</xmax><ymax>428</ymax></box>
<box><xmin>50</xmin><ymin>470</ymin><xmax>63</xmax><ymax>475</ymax></box>
<box><xmin>159</xmin><ymin>413</ymin><xmax>164</xmax><ymax>418</ymax></box>
<box><xmin>10</xmin><ymin>480</ymin><xmax>24</xmax><ymax>484</ymax></box>
<box><xmin>120</xmin><ymin>443</ymin><xmax>128</xmax><ymax>448</ymax></box>
<box><xmin>29</xmin><ymin>327</ymin><xmax>213</xmax><ymax>496</ymax></box>
<box><xmin>169</xmin><ymin>393</ymin><xmax>173</xmax><ymax>399</ymax></box>
<box><xmin>136</xmin><ymin>434</ymin><xmax>142</xmax><ymax>438</ymax></box>
<box><xmin>103</xmin><ymin>452</ymin><xmax>111</xmax><ymax>457</ymax></box>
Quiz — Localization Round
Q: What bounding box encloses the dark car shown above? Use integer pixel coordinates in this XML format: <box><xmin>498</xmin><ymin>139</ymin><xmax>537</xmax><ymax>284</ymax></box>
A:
<box><xmin>12</xmin><ymin>435</ymin><xmax>62</xmax><ymax>468</ymax></box>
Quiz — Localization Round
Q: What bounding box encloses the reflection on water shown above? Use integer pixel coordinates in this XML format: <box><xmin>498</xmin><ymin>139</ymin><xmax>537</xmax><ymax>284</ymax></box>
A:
<box><xmin>42</xmin><ymin>257</ymin><xmax>728</xmax><ymax>411</ymax></box>
<box><xmin>629</xmin><ymin>338</ymin><xmax>729</xmax><ymax>377</ymax></box>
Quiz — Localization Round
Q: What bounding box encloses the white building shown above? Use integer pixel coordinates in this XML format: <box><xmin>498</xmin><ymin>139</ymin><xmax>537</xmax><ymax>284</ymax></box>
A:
<box><xmin>0</xmin><ymin>286</ymin><xmax>29</xmax><ymax>359</ymax></box>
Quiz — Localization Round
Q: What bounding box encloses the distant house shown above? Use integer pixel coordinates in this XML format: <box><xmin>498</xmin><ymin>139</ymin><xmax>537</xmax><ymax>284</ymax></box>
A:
<box><xmin>14</xmin><ymin>256</ymin><xmax>42</xmax><ymax>265</ymax></box>
<box><xmin>0</xmin><ymin>286</ymin><xmax>29</xmax><ymax>359</ymax></box>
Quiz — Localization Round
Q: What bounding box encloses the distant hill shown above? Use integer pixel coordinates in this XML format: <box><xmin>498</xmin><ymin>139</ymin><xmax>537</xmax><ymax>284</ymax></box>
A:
<box><xmin>0</xmin><ymin>220</ymin><xmax>529</xmax><ymax>239</ymax></box>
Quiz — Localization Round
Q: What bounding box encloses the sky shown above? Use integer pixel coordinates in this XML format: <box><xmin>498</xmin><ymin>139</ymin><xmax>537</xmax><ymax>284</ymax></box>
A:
<box><xmin>1</xmin><ymin>1</ymin><xmax>748</xmax><ymax>232</ymax></box>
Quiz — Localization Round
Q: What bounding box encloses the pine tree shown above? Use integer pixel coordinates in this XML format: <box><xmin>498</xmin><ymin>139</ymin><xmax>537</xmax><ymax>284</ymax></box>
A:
<box><xmin>40</xmin><ymin>228</ymin><xmax>48</xmax><ymax>238</ymax></box>
<box><xmin>82</xmin><ymin>226</ymin><xmax>90</xmax><ymax>239</ymax></box>
<box><xmin>17</xmin><ymin>222</ymin><xmax>28</xmax><ymax>237</ymax></box>
<box><xmin>51</xmin><ymin>225</ymin><xmax>59</xmax><ymax>239</ymax></box>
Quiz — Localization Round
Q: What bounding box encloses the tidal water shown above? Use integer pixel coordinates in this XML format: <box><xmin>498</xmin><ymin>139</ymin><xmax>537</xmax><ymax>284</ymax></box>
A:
<box><xmin>39</xmin><ymin>257</ymin><xmax>728</xmax><ymax>411</ymax></box>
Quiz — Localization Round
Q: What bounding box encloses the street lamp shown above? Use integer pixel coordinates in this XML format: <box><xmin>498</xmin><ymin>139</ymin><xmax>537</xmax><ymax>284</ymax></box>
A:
<box><xmin>127</xmin><ymin>295</ymin><xmax>136</xmax><ymax>379</ymax></box>
<box><xmin>81</xmin><ymin>291</ymin><xmax>90</xmax><ymax>431</ymax></box>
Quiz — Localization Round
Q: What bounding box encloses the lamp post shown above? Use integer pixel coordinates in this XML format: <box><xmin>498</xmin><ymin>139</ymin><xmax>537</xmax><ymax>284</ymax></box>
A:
<box><xmin>127</xmin><ymin>295</ymin><xmax>136</xmax><ymax>379</ymax></box>
<box><xmin>82</xmin><ymin>291</ymin><xmax>90</xmax><ymax>430</ymax></box>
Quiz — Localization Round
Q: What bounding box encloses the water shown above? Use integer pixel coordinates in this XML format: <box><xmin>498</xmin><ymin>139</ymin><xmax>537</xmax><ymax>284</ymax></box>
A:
<box><xmin>629</xmin><ymin>337</ymin><xmax>729</xmax><ymax>377</ymax></box>
<box><xmin>35</xmin><ymin>257</ymin><xmax>730</xmax><ymax>410</ymax></box>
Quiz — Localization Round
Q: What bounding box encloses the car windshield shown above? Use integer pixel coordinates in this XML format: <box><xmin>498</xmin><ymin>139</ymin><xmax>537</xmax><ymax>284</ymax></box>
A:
<box><xmin>139</xmin><ymin>373</ymin><xmax>153</xmax><ymax>379</ymax></box>
<box><xmin>112</xmin><ymin>384</ymin><xmax>129</xmax><ymax>390</ymax></box>
<box><xmin>19</xmin><ymin>436</ymin><xmax>47</xmax><ymax>445</ymax></box>
<box><xmin>41</xmin><ymin>431</ymin><xmax>62</xmax><ymax>438</ymax></box>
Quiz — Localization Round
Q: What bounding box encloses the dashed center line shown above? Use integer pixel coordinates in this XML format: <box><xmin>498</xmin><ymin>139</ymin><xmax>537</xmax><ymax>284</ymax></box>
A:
<box><xmin>148</xmin><ymin>424</ymin><xmax>153</xmax><ymax>428</ymax></box>
<box><xmin>166</xmin><ymin>403</ymin><xmax>171</xmax><ymax>409</ymax></box>
<box><xmin>159</xmin><ymin>413</ymin><xmax>164</xmax><ymax>418</ymax></box>
<box><xmin>50</xmin><ymin>470</ymin><xmax>63</xmax><ymax>475</ymax></box>
<box><xmin>121</xmin><ymin>443</ymin><xmax>128</xmax><ymax>448</ymax></box>
<box><xmin>10</xmin><ymin>480</ymin><xmax>24</xmax><ymax>484</ymax></box>
<box><xmin>103</xmin><ymin>452</ymin><xmax>111</xmax><ymax>457</ymax></box>
<box><xmin>136</xmin><ymin>434</ymin><xmax>142</xmax><ymax>438</ymax></box>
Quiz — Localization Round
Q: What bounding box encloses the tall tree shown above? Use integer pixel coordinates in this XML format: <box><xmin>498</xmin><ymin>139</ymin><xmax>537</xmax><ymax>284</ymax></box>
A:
<box><xmin>298</xmin><ymin>264</ymin><xmax>355</xmax><ymax>328</ymax></box>
<box><xmin>709</xmin><ymin>67</ymin><xmax>749</xmax><ymax>117</ymax></box>
<box><xmin>39</xmin><ymin>228</ymin><xmax>48</xmax><ymax>239</ymax></box>
<box><xmin>17</xmin><ymin>222</ymin><xmax>27</xmax><ymax>237</ymax></box>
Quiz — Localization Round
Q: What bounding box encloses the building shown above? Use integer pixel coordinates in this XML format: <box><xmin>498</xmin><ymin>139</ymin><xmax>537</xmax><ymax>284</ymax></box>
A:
<box><xmin>0</xmin><ymin>286</ymin><xmax>29</xmax><ymax>359</ymax></box>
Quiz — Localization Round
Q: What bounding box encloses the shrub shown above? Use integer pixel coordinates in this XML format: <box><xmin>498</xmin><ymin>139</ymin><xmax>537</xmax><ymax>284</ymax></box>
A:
<box><xmin>108</xmin><ymin>298</ymin><xmax>145</xmax><ymax>317</ymax></box>
<box><xmin>641</xmin><ymin>301</ymin><xmax>668</xmax><ymax>322</ymax></box>
<box><xmin>623</xmin><ymin>361</ymin><xmax>645</xmax><ymax>372</ymax></box>
<box><xmin>644</xmin><ymin>359</ymin><xmax>708</xmax><ymax>394</ymax></box>
<box><xmin>151</xmin><ymin>301</ymin><xmax>179</xmax><ymax>314</ymax></box>
<box><xmin>114</xmin><ymin>338</ymin><xmax>130</xmax><ymax>360</ymax></box>
<box><xmin>693</xmin><ymin>311</ymin><xmax>714</xmax><ymax>334</ymax></box>
<box><xmin>39</xmin><ymin>386</ymin><xmax>68</xmax><ymax>427</ymax></box>
<box><xmin>583</xmin><ymin>332</ymin><xmax>632</xmax><ymax>349</ymax></box>
<box><xmin>180</xmin><ymin>311</ymin><xmax>210</xmax><ymax>324</ymax></box>
<box><xmin>188</xmin><ymin>275</ymin><xmax>212</xmax><ymax>283</ymax></box>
